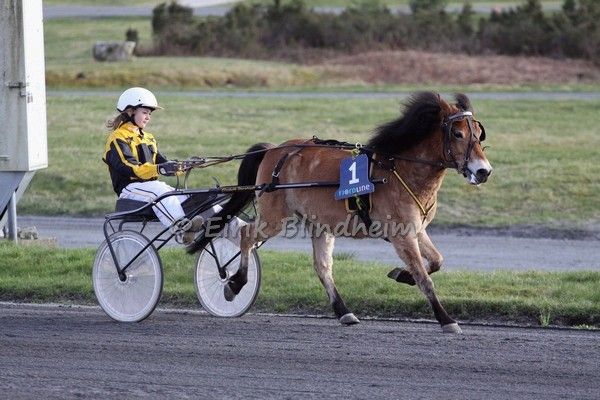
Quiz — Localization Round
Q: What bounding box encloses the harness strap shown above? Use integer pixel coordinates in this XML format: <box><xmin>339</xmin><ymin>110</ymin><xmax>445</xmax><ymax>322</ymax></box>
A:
<box><xmin>268</xmin><ymin>153</ymin><xmax>289</xmax><ymax>187</ymax></box>
<box><xmin>392</xmin><ymin>169</ymin><xmax>435</xmax><ymax>222</ymax></box>
<box><xmin>258</xmin><ymin>141</ymin><xmax>310</xmax><ymax>196</ymax></box>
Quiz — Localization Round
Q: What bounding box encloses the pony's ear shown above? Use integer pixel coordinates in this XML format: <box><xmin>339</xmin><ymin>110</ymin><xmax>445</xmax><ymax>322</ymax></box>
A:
<box><xmin>477</xmin><ymin>121</ymin><xmax>486</xmax><ymax>142</ymax></box>
<box><xmin>455</xmin><ymin>93</ymin><xmax>473</xmax><ymax>112</ymax></box>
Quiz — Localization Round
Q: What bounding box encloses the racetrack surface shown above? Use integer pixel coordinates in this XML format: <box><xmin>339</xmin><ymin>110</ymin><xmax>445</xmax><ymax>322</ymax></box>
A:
<box><xmin>1</xmin><ymin>303</ymin><xmax>598</xmax><ymax>400</ymax></box>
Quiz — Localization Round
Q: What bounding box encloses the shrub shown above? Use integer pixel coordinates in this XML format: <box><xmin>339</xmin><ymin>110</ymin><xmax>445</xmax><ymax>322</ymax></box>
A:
<box><xmin>556</xmin><ymin>0</ymin><xmax>600</xmax><ymax>63</ymax></box>
<box><xmin>146</xmin><ymin>0</ymin><xmax>600</xmax><ymax>63</ymax></box>
<box><xmin>152</xmin><ymin>1</ymin><xmax>196</xmax><ymax>54</ymax></box>
<box><xmin>478</xmin><ymin>0</ymin><xmax>554</xmax><ymax>56</ymax></box>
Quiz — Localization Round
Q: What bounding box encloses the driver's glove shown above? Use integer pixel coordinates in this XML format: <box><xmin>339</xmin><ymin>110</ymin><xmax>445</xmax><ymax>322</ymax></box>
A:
<box><xmin>157</xmin><ymin>160</ymin><xmax>180</xmax><ymax>176</ymax></box>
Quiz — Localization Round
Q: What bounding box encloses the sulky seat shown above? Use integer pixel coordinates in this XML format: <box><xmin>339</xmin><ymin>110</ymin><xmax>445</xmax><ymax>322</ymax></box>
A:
<box><xmin>114</xmin><ymin>198</ymin><xmax>157</xmax><ymax>219</ymax></box>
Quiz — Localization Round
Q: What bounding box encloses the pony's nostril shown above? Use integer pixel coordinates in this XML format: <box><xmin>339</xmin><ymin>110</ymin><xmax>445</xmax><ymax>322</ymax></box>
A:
<box><xmin>476</xmin><ymin>168</ymin><xmax>491</xmax><ymax>180</ymax></box>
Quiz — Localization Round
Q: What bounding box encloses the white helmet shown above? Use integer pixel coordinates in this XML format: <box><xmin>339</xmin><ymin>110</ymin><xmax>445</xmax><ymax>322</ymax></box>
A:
<box><xmin>116</xmin><ymin>87</ymin><xmax>163</xmax><ymax>112</ymax></box>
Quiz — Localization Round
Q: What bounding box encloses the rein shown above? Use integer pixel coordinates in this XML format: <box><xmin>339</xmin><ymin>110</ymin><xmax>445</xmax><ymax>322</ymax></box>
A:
<box><xmin>189</xmin><ymin>109</ymin><xmax>483</xmax><ymax>174</ymax></box>
<box><xmin>181</xmin><ymin>113</ymin><xmax>483</xmax><ymax>219</ymax></box>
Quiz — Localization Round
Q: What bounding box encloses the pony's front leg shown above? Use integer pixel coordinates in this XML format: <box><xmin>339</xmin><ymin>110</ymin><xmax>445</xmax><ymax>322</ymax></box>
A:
<box><xmin>310</xmin><ymin>232</ymin><xmax>359</xmax><ymax>325</ymax></box>
<box><xmin>390</xmin><ymin>236</ymin><xmax>461</xmax><ymax>334</ymax></box>
<box><xmin>388</xmin><ymin>230</ymin><xmax>443</xmax><ymax>286</ymax></box>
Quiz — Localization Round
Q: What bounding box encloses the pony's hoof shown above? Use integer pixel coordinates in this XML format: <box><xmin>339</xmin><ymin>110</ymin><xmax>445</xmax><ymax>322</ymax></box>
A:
<box><xmin>339</xmin><ymin>313</ymin><xmax>360</xmax><ymax>325</ymax></box>
<box><xmin>223</xmin><ymin>284</ymin><xmax>236</xmax><ymax>302</ymax></box>
<box><xmin>387</xmin><ymin>268</ymin><xmax>416</xmax><ymax>286</ymax></box>
<box><xmin>442</xmin><ymin>323</ymin><xmax>462</xmax><ymax>334</ymax></box>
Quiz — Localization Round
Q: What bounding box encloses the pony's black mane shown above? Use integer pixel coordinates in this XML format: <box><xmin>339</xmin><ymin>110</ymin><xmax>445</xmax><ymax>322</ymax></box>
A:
<box><xmin>367</xmin><ymin>92</ymin><xmax>443</xmax><ymax>154</ymax></box>
<box><xmin>367</xmin><ymin>92</ymin><xmax>471</xmax><ymax>154</ymax></box>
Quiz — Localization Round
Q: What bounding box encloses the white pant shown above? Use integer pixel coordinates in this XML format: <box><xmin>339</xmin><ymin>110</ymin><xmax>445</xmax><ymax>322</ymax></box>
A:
<box><xmin>120</xmin><ymin>181</ymin><xmax>187</xmax><ymax>227</ymax></box>
<box><xmin>121</xmin><ymin>181</ymin><xmax>246</xmax><ymax>245</ymax></box>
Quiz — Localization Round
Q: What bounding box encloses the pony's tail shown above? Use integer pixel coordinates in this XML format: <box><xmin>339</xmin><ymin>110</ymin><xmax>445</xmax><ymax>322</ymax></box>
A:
<box><xmin>186</xmin><ymin>142</ymin><xmax>275</xmax><ymax>254</ymax></box>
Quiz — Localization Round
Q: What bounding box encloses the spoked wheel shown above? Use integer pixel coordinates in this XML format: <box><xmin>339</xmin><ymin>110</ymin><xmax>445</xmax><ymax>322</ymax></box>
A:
<box><xmin>93</xmin><ymin>230</ymin><xmax>163</xmax><ymax>322</ymax></box>
<box><xmin>195</xmin><ymin>237</ymin><xmax>261</xmax><ymax>317</ymax></box>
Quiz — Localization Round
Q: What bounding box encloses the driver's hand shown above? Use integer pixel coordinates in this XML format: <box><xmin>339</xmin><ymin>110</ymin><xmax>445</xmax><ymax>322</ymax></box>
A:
<box><xmin>157</xmin><ymin>160</ymin><xmax>180</xmax><ymax>176</ymax></box>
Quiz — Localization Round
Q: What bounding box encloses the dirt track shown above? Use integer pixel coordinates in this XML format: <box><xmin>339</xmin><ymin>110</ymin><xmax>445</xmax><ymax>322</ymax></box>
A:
<box><xmin>1</xmin><ymin>303</ymin><xmax>598</xmax><ymax>400</ymax></box>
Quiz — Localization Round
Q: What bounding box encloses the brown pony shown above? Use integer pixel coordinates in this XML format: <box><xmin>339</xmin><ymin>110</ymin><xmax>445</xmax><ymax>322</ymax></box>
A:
<box><xmin>189</xmin><ymin>92</ymin><xmax>492</xmax><ymax>333</ymax></box>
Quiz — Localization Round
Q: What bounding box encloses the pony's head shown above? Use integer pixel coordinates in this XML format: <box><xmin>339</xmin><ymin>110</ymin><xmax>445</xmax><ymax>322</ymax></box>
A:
<box><xmin>368</xmin><ymin>92</ymin><xmax>492</xmax><ymax>185</ymax></box>
<box><xmin>441</xmin><ymin>93</ymin><xmax>492</xmax><ymax>185</ymax></box>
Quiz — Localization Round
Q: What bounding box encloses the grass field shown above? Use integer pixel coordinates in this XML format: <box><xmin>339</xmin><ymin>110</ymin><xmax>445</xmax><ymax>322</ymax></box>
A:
<box><xmin>20</xmin><ymin>93</ymin><xmax>600</xmax><ymax>231</ymax></box>
<box><xmin>1</xmin><ymin>242</ymin><xmax>598</xmax><ymax>327</ymax></box>
<box><xmin>44</xmin><ymin>17</ymin><xmax>342</xmax><ymax>89</ymax></box>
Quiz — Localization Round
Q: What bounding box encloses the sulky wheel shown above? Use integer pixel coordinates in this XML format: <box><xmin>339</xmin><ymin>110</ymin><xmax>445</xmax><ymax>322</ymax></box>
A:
<box><xmin>93</xmin><ymin>230</ymin><xmax>163</xmax><ymax>322</ymax></box>
<box><xmin>194</xmin><ymin>236</ymin><xmax>261</xmax><ymax>317</ymax></box>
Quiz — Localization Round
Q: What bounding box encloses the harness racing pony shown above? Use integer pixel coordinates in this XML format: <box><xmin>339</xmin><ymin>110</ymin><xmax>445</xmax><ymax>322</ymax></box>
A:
<box><xmin>189</xmin><ymin>92</ymin><xmax>492</xmax><ymax>333</ymax></box>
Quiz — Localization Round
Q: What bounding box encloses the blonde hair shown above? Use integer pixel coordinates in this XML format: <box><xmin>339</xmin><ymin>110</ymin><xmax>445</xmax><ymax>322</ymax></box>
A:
<box><xmin>106</xmin><ymin>112</ymin><xmax>131</xmax><ymax>130</ymax></box>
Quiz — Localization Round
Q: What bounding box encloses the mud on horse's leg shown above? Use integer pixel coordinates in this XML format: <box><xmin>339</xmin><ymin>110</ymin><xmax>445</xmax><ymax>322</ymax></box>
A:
<box><xmin>391</xmin><ymin>237</ymin><xmax>461</xmax><ymax>333</ymax></box>
<box><xmin>311</xmin><ymin>232</ymin><xmax>359</xmax><ymax>325</ymax></box>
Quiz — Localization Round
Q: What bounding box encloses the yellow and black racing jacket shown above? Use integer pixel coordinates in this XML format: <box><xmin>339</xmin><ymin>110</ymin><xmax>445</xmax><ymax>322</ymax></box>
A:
<box><xmin>103</xmin><ymin>122</ymin><xmax>168</xmax><ymax>195</ymax></box>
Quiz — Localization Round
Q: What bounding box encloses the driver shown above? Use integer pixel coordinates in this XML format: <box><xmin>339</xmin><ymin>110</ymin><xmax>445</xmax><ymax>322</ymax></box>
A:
<box><xmin>102</xmin><ymin>87</ymin><xmax>203</xmax><ymax>244</ymax></box>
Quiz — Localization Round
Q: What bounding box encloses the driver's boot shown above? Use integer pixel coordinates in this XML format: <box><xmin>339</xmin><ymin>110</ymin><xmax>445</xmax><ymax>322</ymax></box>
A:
<box><xmin>181</xmin><ymin>215</ymin><xmax>205</xmax><ymax>245</ymax></box>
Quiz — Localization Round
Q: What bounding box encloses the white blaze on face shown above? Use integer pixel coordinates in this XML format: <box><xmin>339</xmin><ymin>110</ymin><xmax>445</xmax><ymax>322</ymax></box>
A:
<box><xmin>467</xmin><ymin>156</ymin><xmax>493</xmax><ymax>185</ymax></box>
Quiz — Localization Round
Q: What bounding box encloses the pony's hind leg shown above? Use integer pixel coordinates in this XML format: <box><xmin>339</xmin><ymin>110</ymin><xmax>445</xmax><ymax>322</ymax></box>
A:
<box><xmin>310</xmin><ymin>232</ymin><xmax>359</xmax><ymax>325</ymax></box>
<box><xmin>223</xmin><ymin>214</ymin><xmax>283</xmax><ymax>301</ymax></box>
<box><xmin>388</xmin><ymin>230</ymin><xmax>442</xmax><ymax>286</ymax></box>
<box><xmin>390</xmin><ymin>236</ymin><xmax>461</xmax><ymax>333</ymax></box>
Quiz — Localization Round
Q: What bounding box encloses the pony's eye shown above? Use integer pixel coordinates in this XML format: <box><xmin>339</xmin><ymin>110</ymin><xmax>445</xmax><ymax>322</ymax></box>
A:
<box><xmin>453</xmin><ymin>130</ymin><xmax>463</xmax><ymax>139</ymax></box>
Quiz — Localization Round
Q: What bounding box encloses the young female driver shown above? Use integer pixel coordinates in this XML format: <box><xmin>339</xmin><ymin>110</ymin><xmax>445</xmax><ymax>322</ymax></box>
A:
<box><xmin>102</xmin><ymin>87</ymin><xmax>203</xmax><ymax>244</ymax></box>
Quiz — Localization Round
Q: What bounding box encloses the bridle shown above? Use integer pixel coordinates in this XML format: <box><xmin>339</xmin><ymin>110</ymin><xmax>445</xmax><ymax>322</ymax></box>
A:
<box><xmin>440</xmin><ymin>110</ymin><xmax>486</xmax><ymax>176</ymax></box>
<box><xmin>375</xmin><ymin>110</ymin><xmax>486</xmax><ymax>222</ymax></box>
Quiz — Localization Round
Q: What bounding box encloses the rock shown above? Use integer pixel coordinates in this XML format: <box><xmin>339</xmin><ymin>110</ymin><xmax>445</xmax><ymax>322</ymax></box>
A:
<box><xmin>18</xmin><ymin>226</ymin><xmax>38</xmax><ymax>240</ymax></box>
<box><xmin>92</xmin><ymin>41</ymin><xmax>136</xmax><ymax>62</ymax></box>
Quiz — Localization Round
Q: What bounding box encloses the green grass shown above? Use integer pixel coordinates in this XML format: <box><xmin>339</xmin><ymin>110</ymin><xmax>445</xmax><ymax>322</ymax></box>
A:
<box><xmin>1</xmin><ymin>242</ymin><xmax>598</xmax><ymax>327</ymax></box>
<box><xmin>20</xmin><ymin>94</ymin><xmax>600</xmax><ymax>231</ymax></box>
<box><xmin>44</xmin><ymin>17</ymin><xmax>153</xmax><ymax>63</ymax></box>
